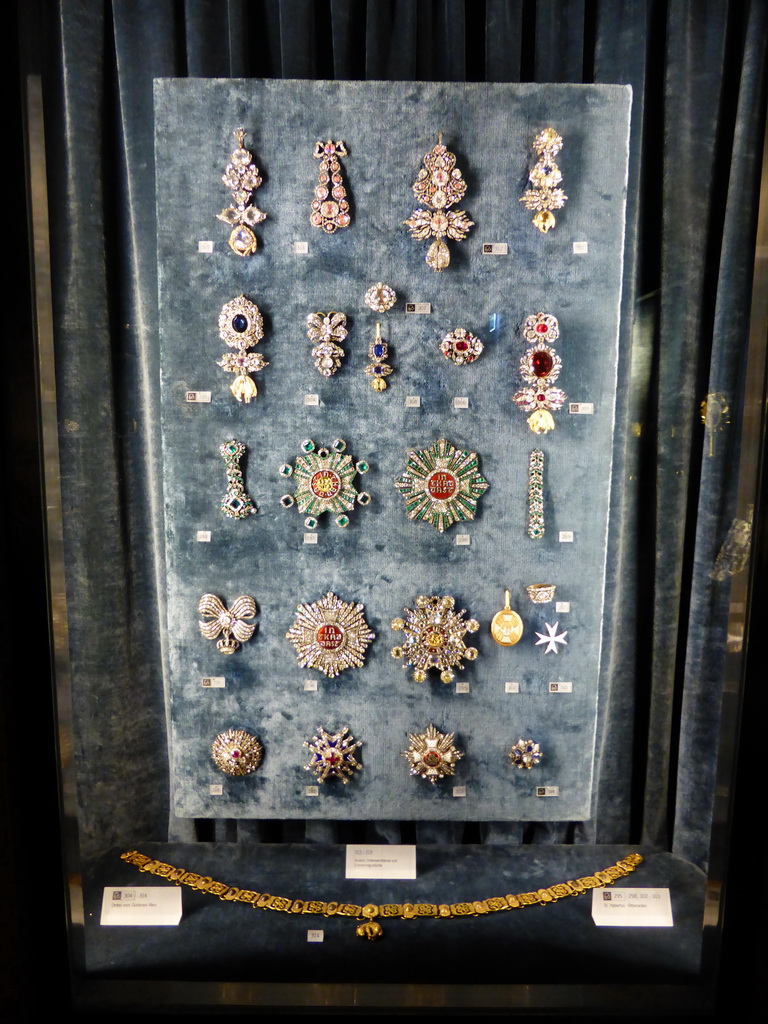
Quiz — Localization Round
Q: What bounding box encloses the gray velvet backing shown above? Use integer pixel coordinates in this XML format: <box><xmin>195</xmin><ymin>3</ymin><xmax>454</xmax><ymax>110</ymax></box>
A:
<box><xmin>155</xmin><ymin>80</ymin><xmax>631</xmax><ymax>822</ymax></box>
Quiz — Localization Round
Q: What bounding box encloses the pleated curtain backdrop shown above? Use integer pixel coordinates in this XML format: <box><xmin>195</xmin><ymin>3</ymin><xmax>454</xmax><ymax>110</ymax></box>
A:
<box><xmin>38</xmin><ymin>0</ymin><xmax>768</xmax><ymax>866</ymax></box>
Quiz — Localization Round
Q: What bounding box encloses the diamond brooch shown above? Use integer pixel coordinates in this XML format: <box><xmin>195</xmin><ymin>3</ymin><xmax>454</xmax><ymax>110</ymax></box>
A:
<box><xmin>216</xmin><ymin>128</ymin><xmax>266</xmax><ymax>255</ymax></box>
<box><xmin>198</xmin><ymin>594</ymin><xmax>257</xmax><ymax>654</ymax></box>
<box><xmin>391</xmin><ymin>594</ymin><xmax>479</xmax><ymax>684</ymax></box>
<box><xmin>404</xmin><ymin>133</ymin><xmax>474</xmax><ymax>271</ymax></box>
<box><xmin>520</xmin><ymin>127</ymin><xmax>567</xmax><ymax>233</ymax></box>
<box><xmin>304</xmin><ymin>726</ymin><xmax>362</xmax><ymax>783</ymax></box>
<box><xmin>440</xmin><ymin>328</ymin><xmax>483</xmax><ymax>365</ymax></box>
<box><xmin>310</xmin><ymin>140</ymin><xmax>351</xmax><ymax>233</ymax></box>
<box><xmin>394</xmin><ymin>438</ymin><xmax>489</xmax><ymax>532</ymax></box>
<box><xmin>211</xmin><ymin>729</ymin><xmax>263</xmax><ymax>776</ymax></box>
<box><xmin>279</xmin><ymin>438</ymin><xmax>370</xmax><ymax>528</ymax></box>
<box><xmin>306</xmin><ymin>311</ymin><xmax>348</xmax><ymax>376</ymax></box>
<box><xmin>364</xmin><ymin>282</ymin><xmax>397</xmax><ymax>313</ymax></box>
<box><xmin>514</xmin><ymin>313</ymin><xmax>566</xmax><ymax>434</ymax></box>
<box><xmin>217</xmin><ymin>295</ymin><xmax>268</xmax><ymax>403</ymax></box>
<box><xmin>509</xmin><ymin>738</ymin><xmax>542</xmax><ymax>770</ymax></box>
<box><xmin>286</xmin><ymin>592</ymin><xmax>375</xmax><ymax>677</ymax></box>
<box><xmin>403</xmin><ymin>724</ymin><xmax>463</xmax><ymax>784</ymax></box>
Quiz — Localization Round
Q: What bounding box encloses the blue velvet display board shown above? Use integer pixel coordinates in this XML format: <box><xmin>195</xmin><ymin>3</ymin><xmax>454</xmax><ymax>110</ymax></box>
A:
<box><xmin>154</xmin><ymin>80</ymin><xmax>631</xmax><ymax>821</ymax></box>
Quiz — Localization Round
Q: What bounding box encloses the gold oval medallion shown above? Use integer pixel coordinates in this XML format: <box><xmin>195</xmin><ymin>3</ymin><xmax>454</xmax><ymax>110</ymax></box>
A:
<box><xmin>490</xmin><ymin>590</ymin><xmax>523</xmax><ymax>646</ymax></box>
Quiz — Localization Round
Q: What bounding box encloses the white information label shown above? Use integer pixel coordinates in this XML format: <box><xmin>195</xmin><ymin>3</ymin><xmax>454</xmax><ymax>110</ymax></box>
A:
<box><xmin>185</xmin><ymin>391</ymin><xmax>212</xmax><ymax>403</ymax></box>
<box><xmin>345</xmin><ymin>844</ymin><xmax>417</xmax><ymax>880</ymax></box>
<box><xmin>569</xmin><ymin>403</ymin><xmax>594</xmax><ymax>415</ymax></box>
<box><xmin>591</xmin><ymin>888</ymin><xmax>673</xmax><ymax>927</ymax></box>
<box><xmin>201</xmin><ymin>676</ymin><xmax>225</xmax><ymax>689</ymax></box>
<box><xmin>405</xmin><ymin>395</ymin><xmax>421</xmax><ymax>408</ymax></box>
<box><xmin>307</xmin><ymin>929</ymin><xmax>324</xmax><ymax>942</ymax></box>
<box><xmin>209</xmin><ymin>784</ymin><xmax>223</xmax><ymax>796</ymax></box>
<box><xmin>548</xmin><ymin>681</ymin><xmax>573</xmax><ymax>693</ymax></box>
<box><xmin>196</xmin><ymin>530</ymin><xmax>212</xmax><ymax>542</ymax></box>
<box><xmin>303</xmin><ymin>679</ymin><xmax>318</xmax><ymax>692</ymax></box>
<box><xmin>535</xmin><ymin>786</ymin><xmax>560</xmax><ymax>797</ymax></box>
<box><xmin>482</xmin><ymin>242</ymin><xmax>509</xmax><ymax>255</ymax></box>
<box><xmin>454</xmin><ymin>534</ymin><xmax>471</xmax><ymax>546</ymax></box>
<box><xmin>504</xmin><ymin>681</ymin><xmax>520</xmax><ymax>693</ymax></box>
<box><xmin>405</xmin><ymin>302</ymin><xmax>431</xmax><ymax>314</ymax></box>
<box><xmin>304</xmin><ymin>393</ymin><xmax>320</xmax><ymax>406</ymax></box>
<box><xmin>452</xmin><ymin>786</ymin><xmax>467</xmax><ymax>798</ymax></box>
<box><xmin>455</xmin><ymin>681</ymin><xmax>470</xmax><ymax>694</ymax></box>
<box><xmin>453</xmin><ymin>396</ymin><xmax>469</xmax><ymax>409</ymax></box>
<box><xmin>101</xmin><ymin>887</ymin><xmax>182</xmax><ymax>926</ymax></box>
<box><xmin>303</xmin><ymin>533</ymin><xmax>319</xmax><ymax>545</ymax></box>
<box><xmin>573</xmin><ymin>241</ymin><xmax>589</xmax><ymax>254</ymax></box>
<box><xmin>555</xmin><ymin>601</ymin><xmax>571</xmax><ymax>613</ymax></box>
<box><xmin>293</xmin><ymin>241</ymin><xmax>309</xmax><ymax>254</ymax></box>
<box><xmin>198</xmin><ymin>240</ymin><xmax>214</xmax><ymax>253</ymax></box>
<box><xmin>559</xmin><ymin>531</ymin><xmax>574</xmax><ymax>543</ymax></box>
<box><xmin>305</xmin><ymin>786</ymin><xmax>319</xmax><ymax>796</ymax></box>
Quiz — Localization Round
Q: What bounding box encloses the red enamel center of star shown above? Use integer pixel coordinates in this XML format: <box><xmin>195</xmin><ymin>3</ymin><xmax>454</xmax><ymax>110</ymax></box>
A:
<box><xmin>426</xmin><ymin>470</ymin><xmax>457</xmax><ymax>500</ymax></box>
<box><xmin>423</xmin><ymin>751</ymin><xmax>442</xmax><ymax>767</ymax></box>
<box><xmin>315</xmin><ymin>623</ymin><xmax>345</xmax><ymax>650</ymax></box>
<box><xmin>310</xmin><ymin>469</ymin><xmax>341</xmax><ymax>498</ymax></box>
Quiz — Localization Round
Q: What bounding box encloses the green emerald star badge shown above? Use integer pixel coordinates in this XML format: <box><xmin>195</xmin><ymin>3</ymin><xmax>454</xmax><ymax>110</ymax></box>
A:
<box><xmin>394</xmin><ymin>437</ymin><xmax>489</xmax><ymax>532</ymax></box>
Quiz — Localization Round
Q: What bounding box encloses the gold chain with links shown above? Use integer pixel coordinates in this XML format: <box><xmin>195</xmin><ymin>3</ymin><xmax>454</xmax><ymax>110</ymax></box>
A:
<box><xmin>120</xmin><ymin>850</ymin><xmax>644</xmax><ymax>940</ymax></box>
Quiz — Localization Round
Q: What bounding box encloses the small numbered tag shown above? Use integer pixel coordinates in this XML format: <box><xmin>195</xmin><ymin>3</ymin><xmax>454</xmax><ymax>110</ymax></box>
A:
<box><xmin>536</xmin><ymin>786</ymin><xmax>559</xmax><ymax>797</ymax></box>
<box><xmin>573</xmin><ymin>241</ymin><xmax>589</xmax><ymax>254</ymax></box>
<box><xmin>303</xmin><ymin>679</ymin><xmax>318</xmax><ymax>692</ymax></box>
<box><xmin>482</xmin><ymin>242</ymin><xmax>509</xmax><ymax>255</ymax></box>
<box><xmin>196</xmin><ymin>530</ymin><xmax>212</xmax><ymax>542</ymax></box>
<box><xmin>559</xmin><ymin>531</ymin><xmax>574</xmax><ymax>543</ymax></box>
<box><xmin>307</xmin><ymin>929</ymin><xmax>324</xmax><ymax>942</ymax></box>
<box><xmin>453</xmin><ymin>396</ymin><xmax>469</xmax><ymax>409</ymax></box>
<box><xmin>455</xmin><ymin>681</ymin><xmax>470</xmax><ymax>694</ymax></box>
<box><xmin>185</xmin><ymin>391</ymin><xmax>212</xmax><ymax>403</ymax></box>
<box><xmin>405</xmin><ymin>302</ymin><xmax>431</xmax><ymax>314</ymax></box>
<box><xmin>209</xmin><ymin>784</ymin><xmax>223</xmax><ymax>796</ymax></box>
<box><xmin>548</xmin><ymin>681</ymin><xmax>573</xmax><ymax>693</ymax></box>
<box><xmin>198</xmin><ymin>240</ymin><xmax>214</xmax><ymax>254</ymax></box>
<box><xmin>305</xmin><ymin>786</ymin><xmax>319</xmax><ymax>796</ymax></box>
<box><xmin>555</xmin><ymin>601</ymin><xmax>571</xmax><ymax>613</ymax></box>
<box><xmin>452</xmin><ymin>786</ymin><xmax>467</xmax><ymax>797</ymax></box>
<box><xmin>504</xmin><ymin>681</ymin><xmax>520</xmax><ymax>693</ymax></box>
<box><xmin>405</xmin><ymin>395</ymin><xmax>421</xmax><ymax>408</ymax></box>
<box><xmin>293</xmin><ymin>241</ymin><xmax>309</xmax><ymax>254</ymax></box>
<box><xmin>202</xmin><ymin>676</ymin><xmax>225</xmax><ymax>688</ymax></box>
<box><xmin>304</xmin><ymin>394</ymin><xmax>320</xmax><ymax>406</ymax></box>
<box><xmin>569</xmin><ymin>403</ymin><xmax>594</xmax><ymax>415</ymax></box>
<box><xmin>303</xmin><ymin>533</ymin><xmax>319</xmax><ymax>545</ymax></box>
<box><xmin>455</xmin><ymin>534</ymin><xmax>471</xmax><ymax>546</ymax></box>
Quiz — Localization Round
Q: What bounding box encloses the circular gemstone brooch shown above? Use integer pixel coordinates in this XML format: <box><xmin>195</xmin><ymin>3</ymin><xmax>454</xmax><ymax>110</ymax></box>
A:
<box><xmin>439</xmin><ymin>328</ymin><xmax>483</xmax><ymax>365</ymax></box>
<box><xmin>211</xmin><ymin>729</ymin><xmax>263</xmax><ymax>776</ymax></box>
<box><xmin>391</xmin><ymin>594</ymin><xmax>479</xmax><ymax>684</ymax></box>
<box><xmin>286</xmin><ymin>592</ymin><xmax>375</xmax><ymax>677</ymax></box>
<box><xmin>508</xmin><ymin>738</ymin><xmax>542</xmax><ymax>770</ymax></box>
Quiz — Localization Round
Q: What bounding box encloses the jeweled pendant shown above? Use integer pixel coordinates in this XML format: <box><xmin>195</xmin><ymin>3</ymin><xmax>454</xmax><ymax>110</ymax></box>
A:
<box><xmin>219</xmin><ymin>439</ymin><xmax>257</xmax><ymax>519</ymax></box>
<box><xmin>490</xmin><ymin>589</ymin><xmax>523</xmax><ymax>646</ymax></box>
<box><xmin>216</xmin><ymin>129</ymin><xmax>266</xmax><ymax>255</ymax></box>
<box><xmin>520</xmin><ymin>127</ymin><xmax>567</xmax><ymax>233</ymax></box>
<box><xmin>365</xmin><ymin>322</ymin><xmax>393</xmax><ymax>391</ymax></box>
<box><xmin>404</xmin><ymin>133</ymin><xmax>474</xmax><ymax>271</ymax></box>
<box><xmin>217</xmin><ymin>295</ymin><xmax>268</xmax><ymax>403</ymax></box>
<box><xmin>310</xmin><ymin>140</ymin><xmax>351</xmax><ymax>233</ymax></box>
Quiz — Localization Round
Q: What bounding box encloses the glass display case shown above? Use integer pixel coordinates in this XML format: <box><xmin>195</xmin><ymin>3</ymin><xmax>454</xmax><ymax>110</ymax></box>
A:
<box><xmin>7</xmin><ymin>1</ymin><xmax>768</xmax><ymax>1015</ymax></box>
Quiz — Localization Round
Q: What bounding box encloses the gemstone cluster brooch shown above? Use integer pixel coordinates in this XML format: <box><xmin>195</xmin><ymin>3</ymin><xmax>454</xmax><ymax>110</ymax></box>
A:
<box><xmin>404</xmin><ymin>133</ymin><xmax>474</xmax><ymax>271</ymax></box>
<box><xmin>391</xmin><ymin>595</ymin><xmax>479</xmax><ymax>684</ymax></box>
<box><xmin>279</xmin><ymin>438</ymin><xmax>370</xmax><ymax>529</ymax></box>
<box><xmin>403</xmin><ymin>724</ymin><xmax>463</xmax><ymax>783</ymax></box>
<box><xmin>216</xmin><ymin>128</ymin><xmax>266</xmax><ymax>256</ymax></box>
<box><xmin>211</xmin><ymin>729</ymin><xmax>263</xmax><ymax>776</ymax></box>
<box><xmin>285</xmin><ymin>592</ymin><xmax>375</xmax><ymax>677</ymax></box>
<box><xmin>304</xmin><ymin>726</ymin><xmax>362</xmax><ymax>783</ymax></box>
<box><xmin>394</xmin><ymin>438</ymin><xmax>488</xmax><ymax>532</ymax></box>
